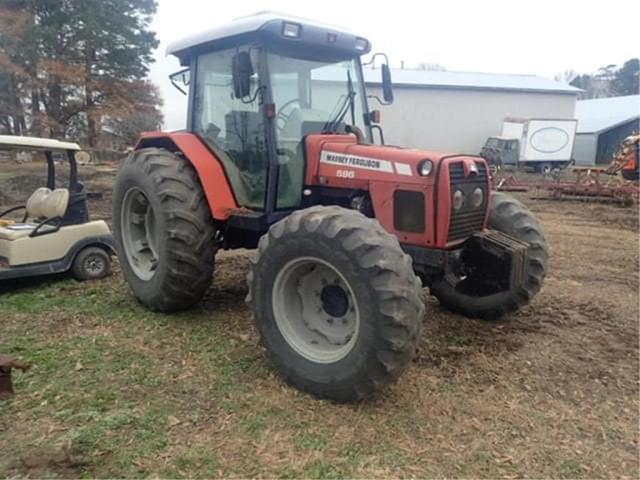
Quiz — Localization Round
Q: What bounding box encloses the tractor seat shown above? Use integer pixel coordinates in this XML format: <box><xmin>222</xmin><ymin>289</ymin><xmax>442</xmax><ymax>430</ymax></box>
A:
<box><xmin>0</xmin><ymin>188</ymin><xmax>69</xmax><ymax>241</ymax></box>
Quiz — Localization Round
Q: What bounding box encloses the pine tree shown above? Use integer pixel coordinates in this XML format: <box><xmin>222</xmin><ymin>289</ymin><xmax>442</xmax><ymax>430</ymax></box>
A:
<box><xmin>611</xmin><ymin>58</ymin><xmax>639</xmax><ymax>97</ymax></box>
<box><xmin>0</xmin><ymin>0</ymin><xmax>160</xmax><ymax>146</ymax></box>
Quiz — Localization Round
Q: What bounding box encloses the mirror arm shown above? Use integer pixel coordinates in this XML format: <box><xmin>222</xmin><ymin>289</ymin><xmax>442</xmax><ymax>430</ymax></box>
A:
<box><xmin>170</xmin><ymin>78</ymin><xmax>187</xmax><ymax>96</ymax></box>
<box><xmin>169</xmin><ymin>68</ymin><xmax>190</xmax><ymax>96</ymax></box>
<box><xmin>367</xmin><ymin>94</ymin><xmax>392</xmax><ymax>106</ymax></box>
<box><xmin>363</xmin><ymin>52</ymin><xmax>391</xmax><ymax>68</ymax></box>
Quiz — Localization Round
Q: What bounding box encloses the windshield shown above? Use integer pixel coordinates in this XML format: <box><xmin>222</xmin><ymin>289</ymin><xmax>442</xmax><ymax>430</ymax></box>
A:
<box><xmin>268</xmin><ymin>53</ymin><xmax>369</xmax><ymax>209</ymax></box>
<box><xmin>268</xmin><ymin>53</ymin><xmax>369</xmax><ymax>140</ymax></box>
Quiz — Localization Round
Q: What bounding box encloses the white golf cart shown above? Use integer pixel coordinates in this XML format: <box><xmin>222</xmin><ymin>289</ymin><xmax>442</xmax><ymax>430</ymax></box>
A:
<box><xmin>0</xmin><ymin>135</ymin><xmax>114</xmax><ymax>281</ymax></box>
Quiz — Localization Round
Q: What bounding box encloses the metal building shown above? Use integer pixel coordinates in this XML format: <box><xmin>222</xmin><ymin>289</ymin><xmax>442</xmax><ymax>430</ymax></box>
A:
<box><xmin>573</xmin><ymin>95</ymin><xmax>640</xmax><ymax>165</ymax></box>
<box><xmin>364</xmin><ymin>69</ymin><xmax>579</xmax><ymax>155</ymax></box>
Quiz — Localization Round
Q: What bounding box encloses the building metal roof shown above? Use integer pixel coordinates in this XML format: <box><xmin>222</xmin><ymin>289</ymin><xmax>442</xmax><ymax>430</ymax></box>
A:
<box><xmin>362</xmin><ymin>68</ymin><xmax>580</xmax><ymax>95</ymax></box>
<box><xmin>575</xmin><ymin>95</ymin><xmax>640</xmax><ymax>134</ymax></box>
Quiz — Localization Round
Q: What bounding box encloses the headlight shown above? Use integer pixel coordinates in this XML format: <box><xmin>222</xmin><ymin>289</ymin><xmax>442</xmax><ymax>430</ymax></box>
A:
<box><xmin>417</xmin><ymin>159</ymin><xmax>433</xmax><ymax>176</ymax></box>
<box><xmin>471</xmin><ymin>187</ymin><xmax>484</xmax><ymax>208</ymax></box>
<box><xmin>452</xmin><ymin>190</ymin><xmax>464</xmax><ymax>210</ymax></box>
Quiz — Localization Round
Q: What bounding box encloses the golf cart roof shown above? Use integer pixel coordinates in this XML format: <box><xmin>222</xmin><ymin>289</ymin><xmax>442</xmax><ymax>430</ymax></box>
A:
<box><xmin>0</xmin><ymin>135</ymin><xmax>81</xmax><ymax>152</ymax></box>
<box><xmin>166</xmin><ymin>11</ymin><xmax>370</xmax><ymax>64</ymax></box>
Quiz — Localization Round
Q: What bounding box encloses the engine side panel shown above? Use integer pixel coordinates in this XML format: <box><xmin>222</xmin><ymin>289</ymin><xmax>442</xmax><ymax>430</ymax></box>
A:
<box><xmin>136</xmin><ymin>131</ymin><xmax>239</xmax><ymax>220</ymax></box>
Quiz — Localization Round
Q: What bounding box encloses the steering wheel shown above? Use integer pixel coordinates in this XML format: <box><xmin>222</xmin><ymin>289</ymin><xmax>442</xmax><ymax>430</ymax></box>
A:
<box><xmin>276</xmin><ymin>98</ymin><xmax>303</xmax><ymax>130</ymax></box>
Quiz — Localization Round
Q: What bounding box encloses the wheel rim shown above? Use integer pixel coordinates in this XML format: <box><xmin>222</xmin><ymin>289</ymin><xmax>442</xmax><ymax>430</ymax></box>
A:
<box><xmin>84</xmin><ymin>255</ymin><xmax>105</xmax><ymax>276</ymax></box>
<box><xmin>121</xmin><ymin>187</ymin><xmax>159</xmax><ymax>281</ymax></box>
<box><xmin>272</xmin><ymin>257</ymin><xmax>360</xmax><ymax>364</ymax></box>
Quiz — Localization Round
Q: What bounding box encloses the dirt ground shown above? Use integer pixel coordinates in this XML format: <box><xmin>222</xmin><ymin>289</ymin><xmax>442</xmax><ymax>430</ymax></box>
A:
<box><xmin>0</xmin><ymin>161</ymin><xmax>638</xmax><ymax>478</ymax></box>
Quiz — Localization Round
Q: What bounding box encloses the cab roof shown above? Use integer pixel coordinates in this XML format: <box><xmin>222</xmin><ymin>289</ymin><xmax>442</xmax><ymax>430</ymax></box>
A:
<box><xmin>166</xmin><ymin>11</ymin><xmax>370</xmax><ymax>65</ymax></box>
<box><xmin>0</xmin><ymin>135</ymin><xmax>81</xmax><ymax>152</ymax></box>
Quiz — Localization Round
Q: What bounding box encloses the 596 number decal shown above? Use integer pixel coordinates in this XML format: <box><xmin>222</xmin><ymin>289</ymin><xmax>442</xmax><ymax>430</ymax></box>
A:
<box><xmin>336</xmin><ymin>169</ymin><xmax>355</xmax><ymax>179</ymax></box>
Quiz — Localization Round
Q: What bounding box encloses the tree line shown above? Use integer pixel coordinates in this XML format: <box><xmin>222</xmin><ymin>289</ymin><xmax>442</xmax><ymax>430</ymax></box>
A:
<box><xmin>0</xmin><ymin>0</ymin><xmax>162</xmax><ymax>150</ymax></box>
<box><xmin>556</xmin><ymin>58</ymin><xmax>639</xmax><ymax>99</ymax></box>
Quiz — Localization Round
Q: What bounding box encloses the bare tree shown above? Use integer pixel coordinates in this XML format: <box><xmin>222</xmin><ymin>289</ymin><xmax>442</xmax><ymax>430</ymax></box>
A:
<box><xmin>554</xmin><ymin>70</ymin><xmax>578</xmax><ymax>84</ymax></box>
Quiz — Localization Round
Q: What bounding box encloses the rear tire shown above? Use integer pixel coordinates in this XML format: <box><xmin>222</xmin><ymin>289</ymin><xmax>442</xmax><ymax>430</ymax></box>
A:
<box><xmin>72</xmin><ymin>246</ymin><xmax>111</xmax><ymax>281</ymax></box>
<box><xmin>246</xmin><ymin>206</ymin><xmax>424</xmax><ymax>402</ymax></box>
<box><xmin>431</xmin><ymin>192</ymin><xmax>549</xmax><ymax>319</ymax></box>
<box><xmin>113</xmin><ymin>148</ymin><xmax>216</xmax><ymax>312</ymax></box>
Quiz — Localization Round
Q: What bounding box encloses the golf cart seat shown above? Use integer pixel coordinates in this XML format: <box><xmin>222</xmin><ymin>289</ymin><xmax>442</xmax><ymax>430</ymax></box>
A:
<box><xmin>0</xmin><ymin>187</ymin><xmax>69</xmax><ymax>241</ymax></box>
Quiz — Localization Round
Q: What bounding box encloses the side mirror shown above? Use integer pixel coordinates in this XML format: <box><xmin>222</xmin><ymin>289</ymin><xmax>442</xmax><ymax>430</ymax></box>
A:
<box><xmin>381</xmin><ymin>64</ymin><xmax>394</xmax><ymax>104</ymax></box>
<box><xmin>232</xmin><ymin>51</ymin><xmax>254</xmax><ymax>99</ymax></box>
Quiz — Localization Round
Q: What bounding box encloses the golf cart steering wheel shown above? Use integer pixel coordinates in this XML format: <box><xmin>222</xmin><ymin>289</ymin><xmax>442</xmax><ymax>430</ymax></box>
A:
<box><xmin>276</xmin><ymin>98</ymin><xmax>302</xmax><ymax>130</ymax></box>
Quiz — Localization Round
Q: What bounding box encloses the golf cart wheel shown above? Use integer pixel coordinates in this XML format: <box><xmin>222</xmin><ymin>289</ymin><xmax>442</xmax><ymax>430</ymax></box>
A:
<box><xmin>72</xmin><ymin>246</ymin><xmax>111</xmax><ymax>281</ymax></box>
<box><xmin>431</xmin><ymin>192</ymin><xmax>549</xmax><ymax>320</ymax></box>
<box><xmin>247</xmin><ymin>206</ymin><xmax>424</xmax><ymax>402</ymax></box>
<box><xmin>113</xmin><ymin>148</ymin><xmax>216</xmax><ymax>312</ymax></box>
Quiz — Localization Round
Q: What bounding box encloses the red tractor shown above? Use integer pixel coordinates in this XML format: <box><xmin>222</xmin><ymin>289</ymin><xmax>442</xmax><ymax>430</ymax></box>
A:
<box><xmin>113</xmin><ymin>13</ymin><xmax>549</xmax><ymax>401</ymax></box>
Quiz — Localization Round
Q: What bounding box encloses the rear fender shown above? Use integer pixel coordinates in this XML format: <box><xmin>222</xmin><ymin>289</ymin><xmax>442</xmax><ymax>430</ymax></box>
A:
<box><xmin>135</xmin><ymin>132</ymin><xmax>238</xmax><ymax>220</ymax></box>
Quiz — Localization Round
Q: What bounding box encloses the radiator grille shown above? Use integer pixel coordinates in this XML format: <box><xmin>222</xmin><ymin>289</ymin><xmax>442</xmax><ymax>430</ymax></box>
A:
<box><xmin>447</xmin><ymin>162</ymin><xmax>488</xmax><ymax>242</ymax></box>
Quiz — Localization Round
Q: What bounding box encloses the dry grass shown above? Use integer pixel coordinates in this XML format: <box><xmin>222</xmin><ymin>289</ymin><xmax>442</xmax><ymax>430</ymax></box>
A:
<box><xmin>0</xmin><ymin>192</ymin><xmax>638</xmax><ymax>478</ymax></box>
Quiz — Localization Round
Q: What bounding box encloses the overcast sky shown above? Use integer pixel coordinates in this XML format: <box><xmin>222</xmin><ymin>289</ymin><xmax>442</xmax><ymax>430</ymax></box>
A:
<box><xmin>149</xmin><ymin>0</ymin><xmax>640</xmax><ymax>130</ymax></box>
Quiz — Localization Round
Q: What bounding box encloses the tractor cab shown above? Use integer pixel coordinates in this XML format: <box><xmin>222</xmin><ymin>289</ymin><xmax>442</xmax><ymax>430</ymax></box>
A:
<box><xmin>165</xmin><ymin>12</ymin><xmax>393</xmax><ymax>216</ymax></box>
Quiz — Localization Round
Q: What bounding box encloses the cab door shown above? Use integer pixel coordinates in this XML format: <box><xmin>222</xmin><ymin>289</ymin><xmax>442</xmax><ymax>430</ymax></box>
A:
<box><xmin>192</xmin><ymin>46</ymin><xmax>269</xmax><ymax>210</ymax></box>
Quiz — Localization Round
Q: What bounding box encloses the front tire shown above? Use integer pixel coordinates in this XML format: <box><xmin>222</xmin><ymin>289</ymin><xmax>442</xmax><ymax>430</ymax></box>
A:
<box><xmin>247</xmin><ymin>206</ymin><xmax>424</xmax><ymax>402</ymax></box>
<box><xmin>113</xmin><ymin>148</ymin><xmax>216</xmax><ymax>312</ymax></box>
<box><xmin>431</xmin><ymin>192</ymin><xmax>549</xmax><ymax>319</ymax></box>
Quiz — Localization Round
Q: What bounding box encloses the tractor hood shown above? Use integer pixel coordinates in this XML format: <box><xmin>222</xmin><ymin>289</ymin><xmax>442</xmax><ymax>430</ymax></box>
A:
<box><xmin>304</xmin><ymin>134</ymin><xmax>490</xmax><ymax>249</ymax></box>
<box><xmin>304</xmin><ymin>134</ymin><xmax>484</xmax><ymax>187</ymax></box>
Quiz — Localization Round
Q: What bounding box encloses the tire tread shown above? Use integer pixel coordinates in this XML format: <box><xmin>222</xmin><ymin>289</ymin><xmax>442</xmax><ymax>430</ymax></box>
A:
<box><xmin>114</xmin><ymin>147</ymin><xmax>216</xmax><ymax>311</ymax></box>
<box><xmin>246</xmin><ymin>205</ymin><xmax>424</xmax><ymax>401</ymax></box>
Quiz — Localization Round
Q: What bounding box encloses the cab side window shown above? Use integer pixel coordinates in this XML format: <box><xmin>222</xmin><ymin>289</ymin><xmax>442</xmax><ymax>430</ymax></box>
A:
<box><xmin>193</xmin><ymin>47</ymin><xmax>268</xmax><ymax>209</ymax></box>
